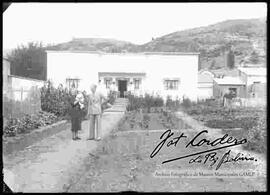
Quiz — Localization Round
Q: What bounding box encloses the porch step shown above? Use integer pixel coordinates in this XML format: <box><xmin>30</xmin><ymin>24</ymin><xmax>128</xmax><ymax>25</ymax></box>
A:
<box><xmin>104</xmin><ymin>98</ymin><xmax>129</xmax><ymax>113</ymax></box>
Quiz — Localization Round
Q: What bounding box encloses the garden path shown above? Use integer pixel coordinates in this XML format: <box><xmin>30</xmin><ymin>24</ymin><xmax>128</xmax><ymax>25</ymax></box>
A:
<box><xmin>3</xmin><ymin>99</ymin><xmax>128</xmax><ymax>192</ymax></box>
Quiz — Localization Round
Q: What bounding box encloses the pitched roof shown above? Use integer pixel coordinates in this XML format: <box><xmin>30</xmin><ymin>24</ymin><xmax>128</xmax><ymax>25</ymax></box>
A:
<box><xmin>213</xmin><ymin>76</ymin><xmax>245</xmax><ymax>85</ymax></box>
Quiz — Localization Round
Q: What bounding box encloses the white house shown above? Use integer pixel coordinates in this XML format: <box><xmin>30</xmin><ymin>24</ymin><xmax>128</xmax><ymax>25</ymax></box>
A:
<box><xmin>46</xmin><ymin>51</ymin><xmax>199</xmax><ymax>101</ymax></box>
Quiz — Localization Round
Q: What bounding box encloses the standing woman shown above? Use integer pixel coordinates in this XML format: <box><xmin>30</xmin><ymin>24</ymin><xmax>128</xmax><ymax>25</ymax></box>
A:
<box><xmin>69</xmin><ymin>89</ymin><xmax>85</xmax><ymax>140</ymax></box>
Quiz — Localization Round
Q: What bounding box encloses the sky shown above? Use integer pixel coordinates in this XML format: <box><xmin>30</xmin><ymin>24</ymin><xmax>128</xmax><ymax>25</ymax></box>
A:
<box><xmin>3</xmin><ymin>3</ymin><xmax>267</xmax><ymax>50</ymax></box>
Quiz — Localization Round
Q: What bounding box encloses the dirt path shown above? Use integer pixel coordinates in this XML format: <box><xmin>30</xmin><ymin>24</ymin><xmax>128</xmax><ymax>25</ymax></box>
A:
<box><xmin>3</xmin><ymin>105</ymin><xmax>126</xmax><ymax>192</ymax></box>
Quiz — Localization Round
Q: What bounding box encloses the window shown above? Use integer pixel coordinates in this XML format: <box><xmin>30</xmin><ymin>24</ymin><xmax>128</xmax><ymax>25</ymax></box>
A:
<box><xmin>134</xmin><ymin>79</ymin><xmax>140</xmax><ymax>89</ymax></box>
<box><xmin>66</xmin><ymin>78</ymin><xmax>80</xmax><ymax>90</ymax></box>
<box><xmin>164</xmin><ymin>80</ymin><xmax>179</xmax><ymax>90</ymax></box>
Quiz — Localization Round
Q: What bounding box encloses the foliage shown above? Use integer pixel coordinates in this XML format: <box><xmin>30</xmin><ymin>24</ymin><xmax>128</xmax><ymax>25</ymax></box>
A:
<box><xmin>165</xmin><ymin>96</ymin><xmax>182</xmax><ymax>110</ymax></box>
<box><xmin>40</xmin><ymin>81</ymin><xmax>71</xmax><ymax>117</ymax></box>
<box><xmin>184</xmin><ymin>99</ymin><xmax>266</xmax><ymax>153</ymax></box>
<box><xmin>244</xmin><ymin>113</ymin><xmax>266</xmax><ymax>153</ymax></box>
<box><xmin>226</xmin><ymin>50</ymin><xmax>235</xmax><ymax>69</ymax></box>
<box><xmin>248</xmin><ymin>50</ymin><xmax>260</xmax><ymax>64</ymax></box>
<box><xmin>126</xmin><ymin>93</ymin><xmax>164</xmax><ymax>112</ymax></box>
<box><xmin>3</xmin><ymin>111</ymin><xmax>57</xmax><ymax>137</ymax></box>
<box><xmin>7</xmin><ymin>42</ymin><xmax>47</xmax><ymax>80</ymax></box>
<box><xmin>181</xmin><ymin>97</ymin><xmax>192</xmax><ymax>109</ymax></box>
<box><xmin>40</xmin><ymin>81</ymin><xmax>88</xmax><ymax>119</ymax></box>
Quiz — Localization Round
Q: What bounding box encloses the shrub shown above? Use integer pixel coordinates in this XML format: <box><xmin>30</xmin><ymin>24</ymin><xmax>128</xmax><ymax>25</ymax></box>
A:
<box><xmin>3</xmin><ymin>111</ymin><xmax>58</xmax><ymax>137</ymax></box>
<box><xmin>181</xmin><ymin>98</ymin><xmax>192</xmax><ymax>109</ymax></box>
<box><xmin>40</xmin><ymin>81</ymin><xmax>71</xmax><ymax>117</ymax></box>
<box><xmin>126</xmin><ymin>93</ymin><xmax>164</xmax><ymax>112</ymax></box>
<box><xmin>40</xmin><ymin>81</ymin><xmax>88</xmax><ymax>119</ymax></box>
<box><xmin>244</xmin><ymin>114</ymin><xmax>266</xmax><ymax>153</ymax></box>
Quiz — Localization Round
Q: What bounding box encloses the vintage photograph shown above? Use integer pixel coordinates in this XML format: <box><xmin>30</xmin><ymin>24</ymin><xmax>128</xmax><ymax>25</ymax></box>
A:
<box><xmin>2</xmin><ymin>2</ymin><xmax>267</xmax><ymax>192</ymax></box>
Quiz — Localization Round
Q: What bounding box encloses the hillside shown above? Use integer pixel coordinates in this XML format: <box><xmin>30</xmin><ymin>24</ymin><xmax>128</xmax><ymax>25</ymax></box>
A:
<box><xmin>47</xmin><ymin>38</ymin><xmax>137</xmax><ymax>53</ymax></box>
<box><xmin>139</xmin><ymin>18</ymin><xmax>266</xmax><ymax>69</ymax></box>
<box><xmin>47</xmin><ymin>18</ymin><xmax>266</xmax><ymax>70</ymax></box>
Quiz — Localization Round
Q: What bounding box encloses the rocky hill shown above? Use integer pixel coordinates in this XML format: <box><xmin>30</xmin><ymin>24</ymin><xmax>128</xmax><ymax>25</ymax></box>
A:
<box><xmin>47</xmin><ymin>38</ymin><xmax>137</xmax><ymax>53</ymax></box>
<box><xmin>47</xmin><ymin>17</ymin><xmax>266</xmax><ymax>70</ymax></box>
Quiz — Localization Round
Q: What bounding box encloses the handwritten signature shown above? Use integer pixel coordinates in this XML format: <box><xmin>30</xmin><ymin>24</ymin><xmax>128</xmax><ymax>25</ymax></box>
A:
<box><xmin>150</xmin><ymin>129</ymin><xmax>257</xmax><ymax>170</ymax></box>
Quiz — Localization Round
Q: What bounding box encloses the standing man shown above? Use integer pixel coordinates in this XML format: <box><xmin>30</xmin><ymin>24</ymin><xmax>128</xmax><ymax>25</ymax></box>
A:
<box><xmin>87</xmin><ymin>84</ymin><xmax>107</xmax><ymax>141</ymax></box>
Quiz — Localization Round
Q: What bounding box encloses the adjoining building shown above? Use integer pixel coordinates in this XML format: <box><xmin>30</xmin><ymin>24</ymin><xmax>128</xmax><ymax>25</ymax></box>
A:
<box><xmin>213</xmin><ymin>66</ymin><xmax>266</xmax><ymax>100</ymax></box>
<box><xmin>197</xmin><ymin>70</ymin><xmax>214</xmax><ymax>100</ymax></box>
<box><xmin>213</xmin><ymin>76</ymin><xmax>246</xmax><ymax>99</ymax></box>
<box><xmin>46</xmin><ymin>51</ymin><xmax>200</xmax><ymax>101</ymax></box>
<box><xmin>237</xmin><ymin>66</ymin><xmax>267</xmax><ymax>98</ymax></box>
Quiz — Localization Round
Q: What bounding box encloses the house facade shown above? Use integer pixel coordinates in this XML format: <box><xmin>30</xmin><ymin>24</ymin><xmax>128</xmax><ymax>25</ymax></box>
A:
<box><xmin>46</xmin><ymin>51</ymin><xmax>199</xmax><ymax>101</ymax></box>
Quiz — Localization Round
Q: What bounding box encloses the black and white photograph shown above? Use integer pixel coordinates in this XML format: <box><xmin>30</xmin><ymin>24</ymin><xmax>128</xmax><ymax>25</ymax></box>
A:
<box><xmin>2</xmin><ymin>2</ymin><xmax>267</xmax><ymax>192</ymax></box>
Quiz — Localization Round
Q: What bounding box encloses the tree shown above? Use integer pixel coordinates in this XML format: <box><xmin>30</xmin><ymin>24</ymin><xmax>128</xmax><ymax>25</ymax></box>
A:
<box><xmin>7</xmin><ymin>42</ymin><xmax>47</xmax><ymax>80</ymax></box>
<box><xmin>226</xmin><ymin>50</ymin><xmax>235</xmax><ymax>69</ymax></box>
<box><xmin>210</xmin><ymin>59</ymin><xmax>216</xmax><ymax>69</ymax></box>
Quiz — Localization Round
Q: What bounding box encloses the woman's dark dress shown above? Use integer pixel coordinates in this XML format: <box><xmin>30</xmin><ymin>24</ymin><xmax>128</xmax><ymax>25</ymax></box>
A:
<box><xmin>69</xmin><ymin>96</ymin><xmax>83</xmax><ymax>132</ymax></box>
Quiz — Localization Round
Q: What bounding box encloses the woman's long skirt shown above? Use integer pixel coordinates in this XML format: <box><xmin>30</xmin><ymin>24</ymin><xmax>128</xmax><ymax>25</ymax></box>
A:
<box><xmin>71</xmin><ymin>117</ymin><xmax>81</xmax><ymax>132</ymax></box>
<box><xmin>70</xmin><ymin>106</ymin><xmax>82</xmax><ymax>132</ymax></box>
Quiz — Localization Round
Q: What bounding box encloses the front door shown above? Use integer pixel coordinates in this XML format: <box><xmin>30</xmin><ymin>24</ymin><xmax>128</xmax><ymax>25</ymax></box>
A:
<box><xmin>118</xmin><ymin>80</ymin><xmax>127</xmax><ymax>98</ymax></box>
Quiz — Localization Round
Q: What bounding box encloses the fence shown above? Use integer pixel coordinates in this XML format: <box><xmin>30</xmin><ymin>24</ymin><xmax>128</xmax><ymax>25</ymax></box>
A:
<box><xmin>3</xmin><ymin>75</ymin><xmax>45</xmax><ymax>119</ymax></box>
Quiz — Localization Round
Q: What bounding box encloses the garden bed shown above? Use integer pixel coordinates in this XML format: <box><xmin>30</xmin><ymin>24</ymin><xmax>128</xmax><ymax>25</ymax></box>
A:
<box><xmin>2</xmin><ymin>120</ymin><xmax>69</xmax><ymax>155</ymax></box>
<box><xmin>183</xmin><ymin>101</ymin><xmax>266</xmax><ymax>154</ymax></box>
<box><xmin>116</xmin><ymin>110</ymin><xmax>190</xmax><ymax>132</ymax></box>
<box><xmin>68</xmin><ymin>128</ymin><xmax>265</xmax><ymax>192</ymax></box>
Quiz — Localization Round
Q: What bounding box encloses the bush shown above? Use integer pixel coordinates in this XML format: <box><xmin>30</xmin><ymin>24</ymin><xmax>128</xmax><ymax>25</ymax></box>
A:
<box><xmin>40</xmin><ymin>81</ymin><xmax>89</xmax><ymax>119</ymax></box>
<box><xmin>4</xmin><ymin>111</ymin><xmax>58</xmax><ymax>137</ymax></box>
<box><xmin>40</xmin><ymin>81</ymin><xmax>72</xmax><ymax>117</ymax></box>
<box><xmin>244</xmin><ymin>114</ymin><xmax>266</xmax><ymax>153</ymax></box>
<box><xmin>126</xmin><ymin>93</ymin><xmax>164</xmax><ymax>112</ymax></box>
<box><xmin>181</xmin><ymin>98</ymin><xmax>192</xmax><ymax>109</ymax></box>
<box><xmin>184</xmin><ymin>99</ymin><xmax>266</xmax><ymax>154</ymax></box>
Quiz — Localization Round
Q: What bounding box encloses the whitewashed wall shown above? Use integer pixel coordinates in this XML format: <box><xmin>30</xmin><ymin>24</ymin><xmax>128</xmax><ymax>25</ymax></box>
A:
<box><xmin>197</xmin><ymin>84</ymin><xmax>213</xmax><ymax>100</ymax></box>
<box><xmin>8</xmin><ymin>75</ymin><xmax>45</xmax><ymax>101</ymax></box>
<box><xmin>47</xmin><ymin>51</ymin><xmax>199</xmax><ymax>101</ymax></box>
<box><xmin>246</xmin><ymin>75</ymin><xmax>266</xmax><ymax>85</ymax></box>
<box><xmin>3</xmin><ymin>59</ymin><xmax>11</xmax><ymax>96</ymax></box>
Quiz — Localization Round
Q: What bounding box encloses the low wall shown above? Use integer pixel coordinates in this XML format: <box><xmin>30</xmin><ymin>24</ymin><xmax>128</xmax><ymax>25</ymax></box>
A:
<box><xmin>3</xmin><ymin>75</ymin><xmax>45</xmax><ymax>119</ymax></box>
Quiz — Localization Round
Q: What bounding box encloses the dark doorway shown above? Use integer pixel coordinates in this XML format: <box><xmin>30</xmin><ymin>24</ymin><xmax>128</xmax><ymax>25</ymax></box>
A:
<box><xmin>118</xmin><ymin>80</ymin><xmax>127</xmax><ymax>98</ymax></box>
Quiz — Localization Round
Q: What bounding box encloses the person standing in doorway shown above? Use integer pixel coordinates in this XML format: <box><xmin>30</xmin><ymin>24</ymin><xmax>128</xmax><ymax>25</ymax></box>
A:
<box><xmin>87</xmin><ymin>84</ymin><xmax>107</xmax><ymax>141</ymax></box>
